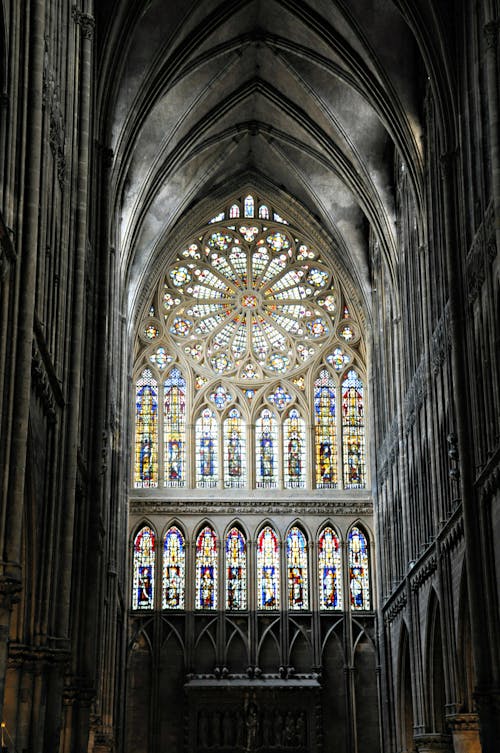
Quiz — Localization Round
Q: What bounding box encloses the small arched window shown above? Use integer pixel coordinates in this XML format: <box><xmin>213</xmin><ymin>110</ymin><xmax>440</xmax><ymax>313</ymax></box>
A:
<box><xmin>196</xmin><ymin>526</ymin><xmax>218</xmax><ymax>609</ymax></box>
<box><xmin>134</xmin><ymin>370</ymin><xmax>158</xmax><ymax>488</ymax></box>
<box><xmin>225</xmin><ymin>527</ymin><xmax>247</xmax><ymax>610</ymax></box>
<box><xmin>257</xmin><ymin>526</ymin><xmax>279</xmax><ymax>610</ymax></box>
<box><xmin>163</xmin><ymin>526</ymin><xmax>185</xmax><ymax>609</ymax></box>
<box><xmin>287</xmin><ymin>526</ymin><xmax>308</xmax><ymax>610</ymax></box>
<box><xmin>132</xmin><ymin>526</ymin><xmax>155</xmax><ymax>610</ymax></box>
<box><xmin>348</xmin><ymin>526</ymin><xmax>370</xmax><ymax>610</ymax></box>
<box><xmin>318</xmin><ymin>526</ymin><xmax>342</xmax><ymax>609</ymax></box>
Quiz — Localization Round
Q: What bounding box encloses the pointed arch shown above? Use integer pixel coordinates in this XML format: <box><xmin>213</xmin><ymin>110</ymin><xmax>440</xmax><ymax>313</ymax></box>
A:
<box><xmin>162</xmin><ymin>525</ymin><xmax>185</xmax><ymax>609</ymax></box>
<box><xmin>195</xmin><ymin>525</ymin><xmax>218</xmax><ymax>610</ymax></box>
<box><xmin>348</xmin><ymin>525</ymin><xmax>370</xmax><ymax>610</ymax></box>
<box><xmin>132</xmin><ymin>525</ymin><xmax>156</xmax><ymax>610</ymax></box>
<box><xmin>257</xmin><ymin>525</ymin><xmax>280</xmax><ymax>610</ymax></box>
<box><xmin>225</xmin><ymin>525</ymin><xmax>247</xmax><ymax>610</ymax></box>
<box><xmin>314</xmin><ymin>368</ymin><xmax>338</xmax><ymax>488</ymax></box>
<box><xmin>426</xmin><ymin>590</ymin><xmax>447</xmax><ymax>733</ymax></box>
<box><xmin>195</xmin><ymin>408</ymin><xmax>219</xmax><ymax>488</ymax></box>
<box><xmin>397</xmin><ymin>623</ymin><xmax>414</xmax><ymax>753</ymax></box>
<box><xmin>286</xmin><ymin>525</ymin><xmax>309</xmax><ymax>610</ymax></box>
<box><xmin>134</xmin><ymin>369</ymin><xmax>158</xmax><ymax>488</ymax></box>
<box><xmin>342</xmin><ymin>369</ymin><xmax>366</xmax><ymax>488</ymax></box>
<box><xmin>163</xmin><ymin>366</ymin><xmax>186</xmax><ymax>486</ymax></box>
<box><xmin>223</xmin><ymin>407</ymin><xmax>246</xmax><ymax>488</ymax></box>
<box><xmin>255</xmin><ymin>407</ymin><xmax>278</xmax><ymax>488</ymax></box>
<box><xmin>283</xmin><ymin>408</ymin><xmax>306</xmax><ymax>488</ymax></box>
<box><xmin>318</xmin><ymin>525</ymin><xmax>343</xmax><ymax>610</ymax></box>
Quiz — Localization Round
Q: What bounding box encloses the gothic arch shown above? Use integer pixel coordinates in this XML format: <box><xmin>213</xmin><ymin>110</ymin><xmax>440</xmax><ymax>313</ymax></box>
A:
<box><xmin>425</xmin><ymin>589</ymin><xmax>447</xmax><ymax>733</ymax></box>
<box><xmin>397</xmin><ymin>622</ymin><xmax>415</xmax><ymax>753</ymax></box>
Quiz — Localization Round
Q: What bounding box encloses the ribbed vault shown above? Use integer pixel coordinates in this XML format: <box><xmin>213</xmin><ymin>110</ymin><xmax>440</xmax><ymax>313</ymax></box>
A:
<box><xmin>95</xmin><ymin>0</ymin><xmax>451</xmax><ymax>322</ymax></box>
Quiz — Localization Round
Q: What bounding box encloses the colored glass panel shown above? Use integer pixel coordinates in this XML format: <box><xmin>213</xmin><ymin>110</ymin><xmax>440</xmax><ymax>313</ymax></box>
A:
<box><xmin>195</xmin><ymin>409</ymin><xmax>218</xmax><ymax>487</ymax></box>
<box><xmin>229</xmin><ymin>204</ymin><xmax>240</xmax><ymax>218</ymax></box>
<box><xmin>163</xmin><ymin>527</ymin><xmax>185</xmax><ymax>609</ymax></box>
<box><xmin>132</xmin><ymin>526</ymin><xmax>155</xmax><ymax>610</ymax></box>
<box><xmin>196</xmin><ymin>527</ymin><xmax>218</xmax><ymax>609</ymax></box>
<box><xmin>284</xmin><ymin>409</ymin><xmax>306</xmax><ymax>488</ymax></box>
<box><xmin>134</xmin><ymin>370</ymin><xmax>158</xmax><ymax>488</ymax></box>
<box><xmin>225</xmin><ymin>528</ymin><xmax>247</xmax><ymax>610</ymax></box>
<box><xmin>287</xmin><ymin>527</ymin><xmax>308</xmax><ymax>610</ymax></box>
<box><xmin>342</xmin><ymin>370</ymin><xmax>366</xmax><ymax>488</ymax></box>
<box><xmin>164</xmin><ymin>368</ymin><xmax>186</xmax><ymax>487</ymax></box>
<box><xmin>256</xmin><ymin>409</ymin><xmax>278</xmax><ymax>488</ymax></box>
<box><xmin>223</xmin><ymin>408</ymin><xmax>246</xmax><ymax>488</ymax></box>
<box><xmin>257</xmin><ymin>527</ymin><xmax>279</xmax><ymax>609</ymax></box>
<box><xmin>259</xmin><ymin>204</ymin><xmax>270</xmax><ymax>219</ymax></box>
<box><xmin>314</xmin><ymin>369</ymin><xmax>337</xmax><ymax>488</ymax></box>
<box><xmin>210</xmin><ymin>384</ymin><xmax>232</xmax><ymax>409</ymax></box>
<box><xmin>348</xmin><ymin>527</ymin><xmax>370</xmax><ymax>610</ymax></box>
<box><xmin>244</xmin><ymin>195</ymin><xmax>254</xmax><ymax>217</ymax></box>
<box><xmin>318</xmin><ymin>527</ymin><xmax>342</xmax><ymax>609</ymax></box>
<box><xmin>267</xmin><ymin>385</ymin><xmax>292</xmax><ymax>411</ymax></box>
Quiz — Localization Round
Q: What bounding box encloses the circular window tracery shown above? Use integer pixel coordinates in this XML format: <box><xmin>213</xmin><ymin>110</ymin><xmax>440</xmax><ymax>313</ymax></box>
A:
<box><xmin>161</xmin><ymin>222</ymin><xmax>340</xmax><ymax>382</ymax></box>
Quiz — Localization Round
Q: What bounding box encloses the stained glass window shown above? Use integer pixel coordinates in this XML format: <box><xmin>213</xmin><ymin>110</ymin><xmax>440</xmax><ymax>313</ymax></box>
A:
<box><xmin>342</xmin><ymin>370</ymin><xmax>366</xmax><ymax>488</ymax></box>
<box><xmin>196</xmin><ymin>526</ymin><xmax>217</xmax><ymax>609</ymax></box>
<box><xmin>244</xmin><ymin>194</ymin><xmax>254</xmax><ymax>217</ymax></box>
<box><xmin>132</xmin><ymin>526</ymin><xmax>155</xmax><ymax>610</ymax></box>
<box><xmin>134</xmin><ymin>370</ymin><xmax>158</xmax><ymax>488</ymax></box>
<box><xmin>314</xmin><ymin>369</ymin><xmax>337</xmax><ymax>488</ymax></box>
<box><xmin>163</xmin><ymin>526</ymin><xmax>185</xmax><ymax>609</ymax></box>
<box><xmin>223</xmin><ymin>408</ymin><xmax>246</xmax><ymax>488</ymax></box>
<box><xmin>225</xmin><ymin>527</ymin><xmax>247</xmax><ymax>610</ymax></box>
<box><xmin>196</xmin><ymin>408</ymin><xmax>218</xmax><ymax>487</ymax></box>
<box><xmin>319</xmin><ymin>527</ymin><xmax>342</xmax><ymax>609</ymax></box>
<box><xmin>164</xmin><ymin>368</ymin><xmax>186</xmax><ymax>487</ymax></box>
<box><xmin>287</xmin><ymin>527</ymin><xmax>308</xmax><ymax>610</ymax></box>
<box><xmin>283</xmin><ymin>409</ymin><xmax>306</xmax><ymax>488</ymax></box>
<box><xmin>348</xmin><ymin>526</ymin><xmax>370</xmax><ymax>610</ymax></box>
<box><xmin>134</xmin><ymin>192</ymin><xmax>367</xmax><ymax>492</ymax></box>
<box><xmin>257</xmin><ymin>526</ymin><xmax>279</xmax><ymax>609</ymax></box>
<box><xmin>256</xmin><ymin>409</ymin><xmax>278</xmax><ymax>488</ymax></box>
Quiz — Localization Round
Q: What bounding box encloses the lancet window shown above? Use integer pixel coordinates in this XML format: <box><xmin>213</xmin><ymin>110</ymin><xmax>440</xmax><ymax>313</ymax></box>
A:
<box><xmin>133</xmin><ymin>193</ymin><xmax>367</xmax><ymax>490</ymax></box>
<box><xmin>348</xmin><ymin>526</ymin><xmax>370</xmax><ymax>610</ymax></box>
<box><xmin>131</xmin><ymin>521</ymin><xmax>371</xmax><ymax>612</ymax></box>
<box><xmin>132</xmin><ymin>526</ymin><xmax>155</xmax><ymax>610</ymax></box>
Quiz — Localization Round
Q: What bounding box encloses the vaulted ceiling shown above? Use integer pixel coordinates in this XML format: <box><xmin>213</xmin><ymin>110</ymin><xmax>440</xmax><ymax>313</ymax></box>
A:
<box><xmin>95</xmin><ymin>1</ymin><xmax>453</xmax><ymax>321</ymax></box>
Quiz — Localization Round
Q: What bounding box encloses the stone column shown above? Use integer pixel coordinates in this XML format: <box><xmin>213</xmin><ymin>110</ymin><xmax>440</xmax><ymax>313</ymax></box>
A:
<box><xmin>446</xmin><ymin>713</ymin><xmax>481</xmax><ymax>753</ymax></box>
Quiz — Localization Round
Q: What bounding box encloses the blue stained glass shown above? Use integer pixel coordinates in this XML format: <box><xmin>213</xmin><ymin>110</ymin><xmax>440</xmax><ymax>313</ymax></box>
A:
<box><xmin>196</xmin><ymin>527</ymin><xmax>218</xmax><ymax>609</ymax></box>
<box><xmin>257</xmin><ymin>527</ymin><xmax>279</xmax><ymax>609</ymax></box>
<box><xmin>226</xmin><ymin>528</ymin><xmax>247</xmax><ymax>610</ymax></box>
<box><xmin>163</xmin><ymin>527</ymin><xmax>185</xmax><ymax>609</ymax></box>
<box><xmin>164</xmin><ymin>368</ymin><xmax>186</xmax><ymax>487</ymax></box>
<box><xmin>287</xmin><ymin>527</ymin><xmax>308</xmax><ymax>610</ymax></box>
<box><xmin>314</xmin><ymin>370</ymin><xmax>337</xmax><ymax>488</ymax></box>
<box><xmin>256</xmin><ymin>409</ymin><xmax>277</xmax><ymax>488</ymax></box>
<box><xmin>132</xmin><ymin>526</ymin><xmax>155</xmax><ymax>610</ymax></box>
<box><xmin>319</xmin><ymin>527</ymin><xmax>342</xmax><ymax>609</ymax></box>
<box><xmin>196</xmin><ymin>409</ymin><xmax>218</xmax><ymax>487</ymax></box>
<box><xmin>348</xmin><ymin>526</ymin><xmax>370</xmax><ymax>610</ymax></box>
<box><xmin>135</xmin><ymin>371</ymin><xmax>158</xmax><ymax>488</ymax></box>
<box><xmin>244</xmin><ymin>195</ymin><xmax>254</xmax><ymax>217</ymax></box>
<box><xmin>284</xmin><ymin>409</ymin><xmax>306</xmax><ymax>488</ymax></box>
<box><xmin>267</xmin><ymin>385</ymin><xmax>292</xmax><ymax>411</ymax></box>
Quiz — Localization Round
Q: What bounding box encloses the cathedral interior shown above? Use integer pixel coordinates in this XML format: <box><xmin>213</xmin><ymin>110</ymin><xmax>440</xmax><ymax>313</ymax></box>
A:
<box><xmin>0</xmin><ymin>1</ymin><xmax>499</xmax><ymax>752</ymax></box>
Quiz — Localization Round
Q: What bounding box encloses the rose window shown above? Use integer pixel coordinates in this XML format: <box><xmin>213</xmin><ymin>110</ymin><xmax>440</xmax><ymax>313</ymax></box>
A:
<box><xmin>161</xmin><ymin>222</ymin><xmax>340</xmax><ymax>382</ymax></box>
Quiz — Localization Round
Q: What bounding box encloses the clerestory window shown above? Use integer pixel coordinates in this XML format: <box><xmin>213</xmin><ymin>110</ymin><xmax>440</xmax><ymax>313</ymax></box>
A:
<box><xmin>133</xmin><ymin>193</ymin><xmax>367</xmax><ymax>490</ymax></box>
